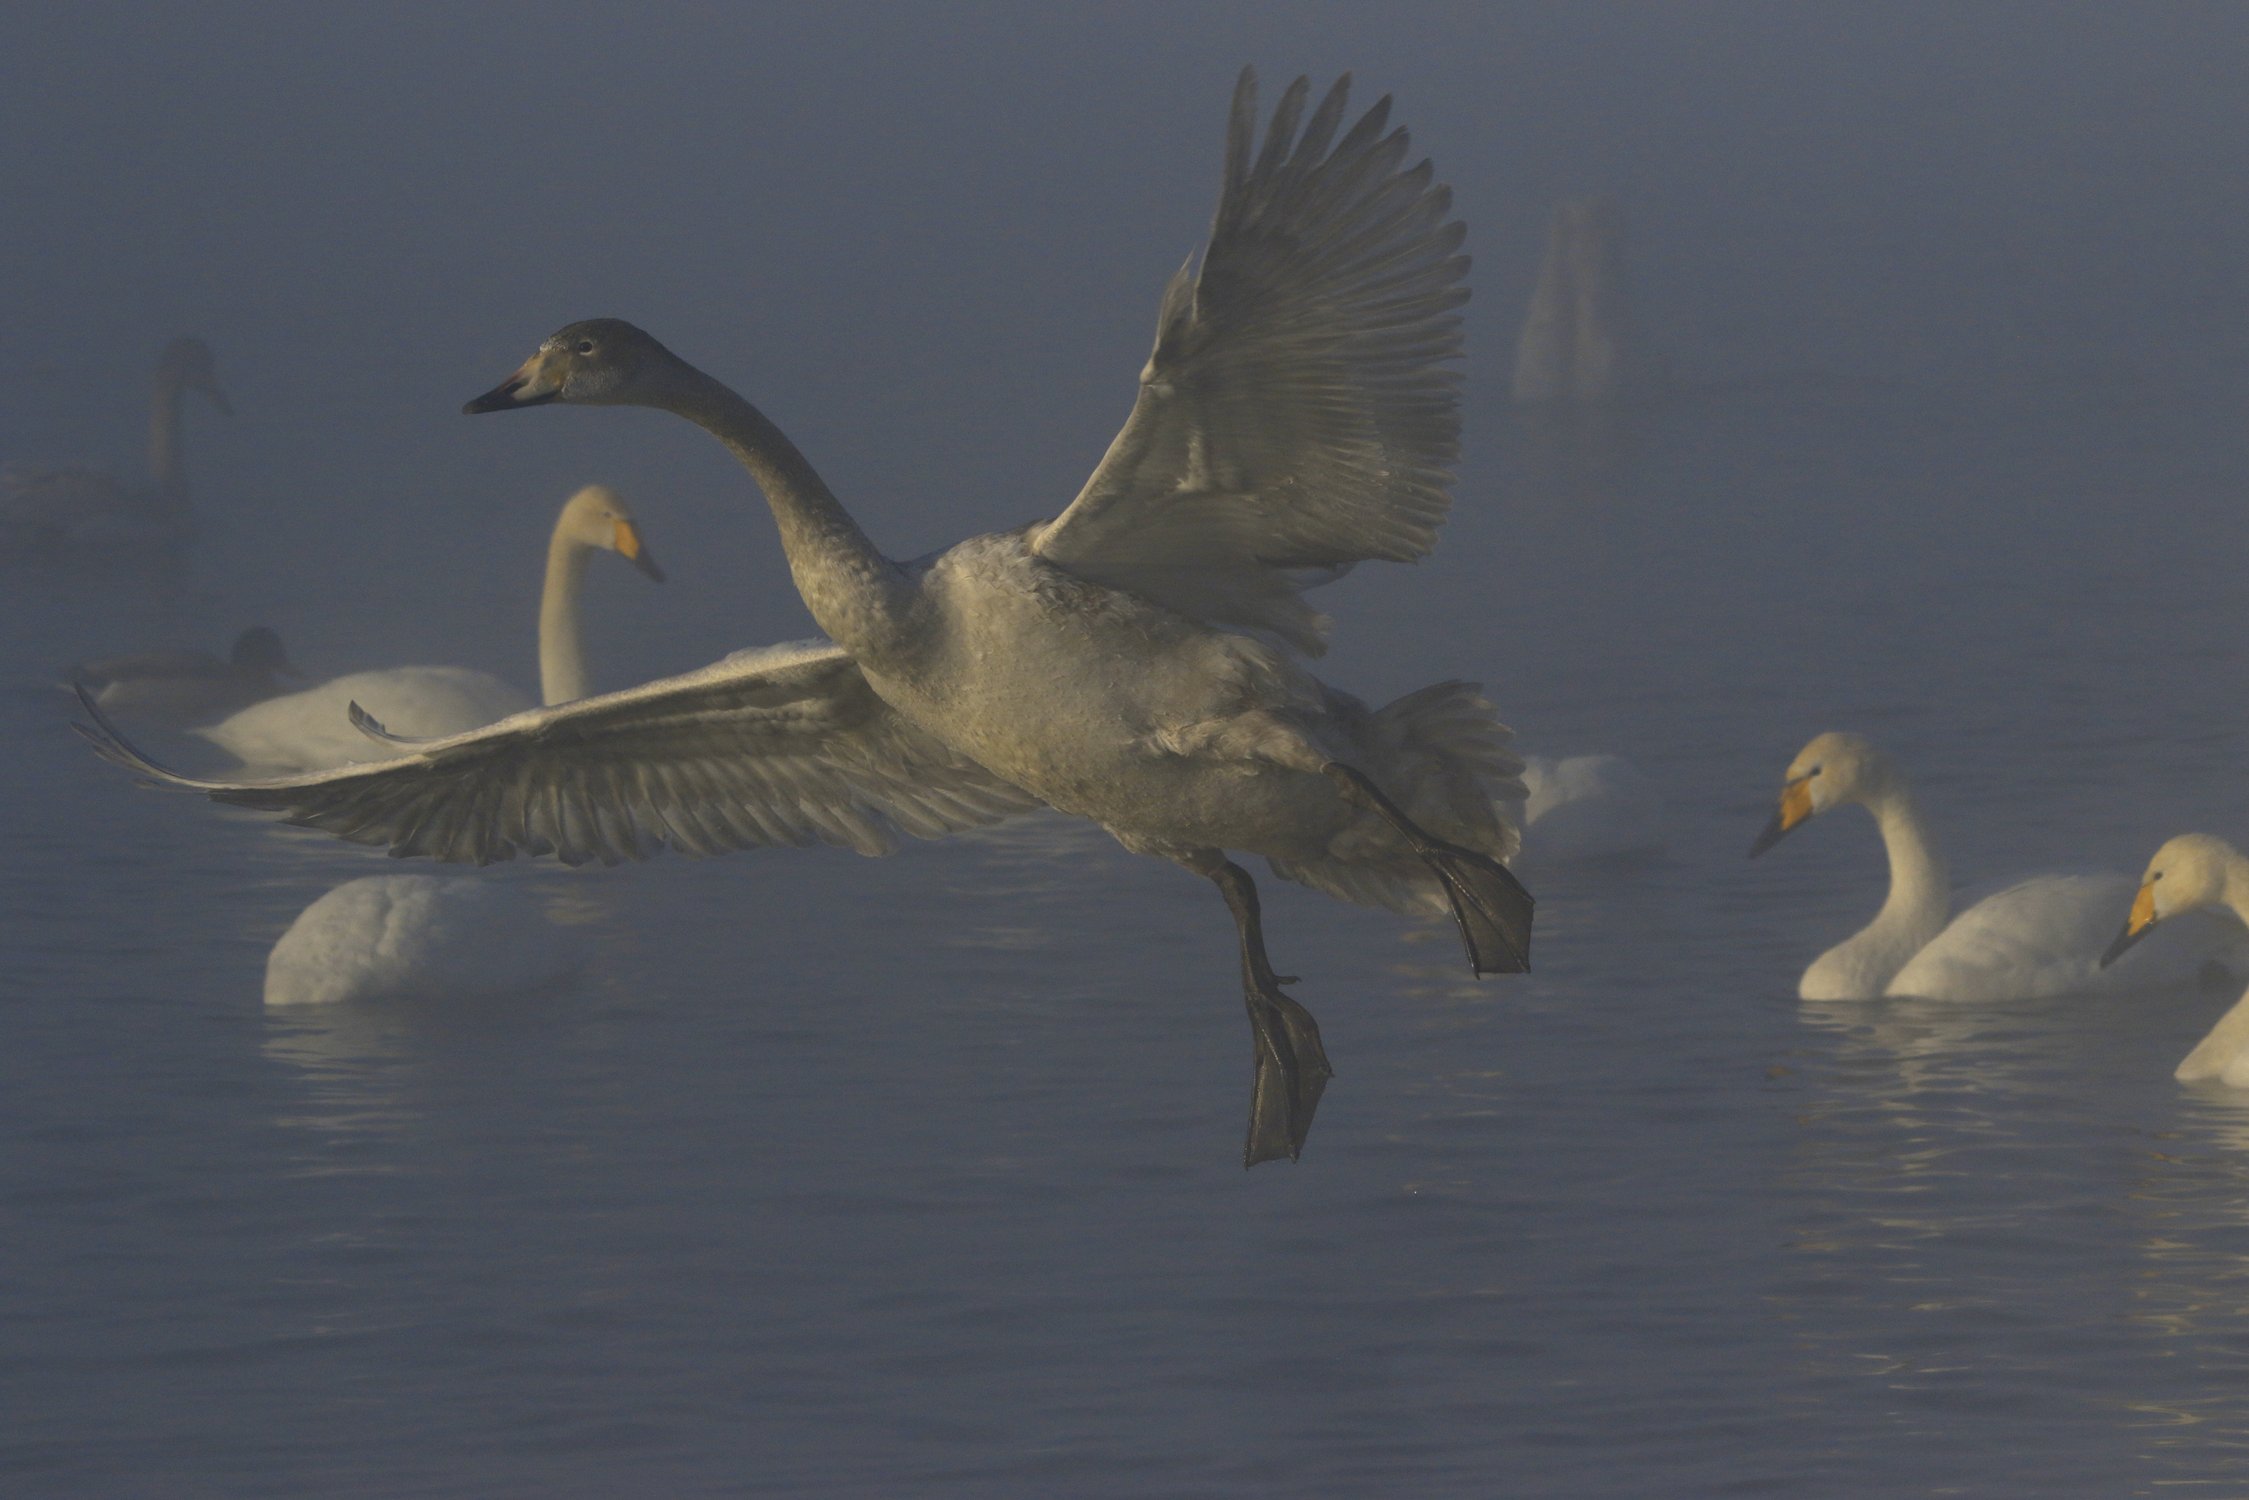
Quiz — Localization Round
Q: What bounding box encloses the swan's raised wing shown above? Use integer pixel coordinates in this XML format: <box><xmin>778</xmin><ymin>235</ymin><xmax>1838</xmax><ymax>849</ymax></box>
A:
<box><xmin>1032</xmin><ymin>69</ymin><xmax>1467</xmax><ymax>654</ymax></box>
<box><xmin>76</xmin><ymin>640</ymin><xmax>1041</xmax><ymax>866</ymax></box>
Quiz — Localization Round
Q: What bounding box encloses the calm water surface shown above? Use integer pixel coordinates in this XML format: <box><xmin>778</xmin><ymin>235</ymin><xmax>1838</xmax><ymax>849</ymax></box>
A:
<box><xmin>8</xmin><ymin>389</ymin><xmax>2249</xmax><ymax>1496</ymax></box>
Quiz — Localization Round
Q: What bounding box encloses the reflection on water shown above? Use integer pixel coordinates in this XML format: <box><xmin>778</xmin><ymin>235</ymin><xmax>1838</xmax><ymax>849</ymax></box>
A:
<box><xmin>1771</xmin><ymin>981</ymin><xmax>2249</xmax><ymax>1490</ymax></box>
<box><xmin>260</xmin><ymin>870</ymin><xmax>618</xmax><ymax>1152</ymax></box>
<box><xmin>2123</xmin><ymin>1091</ymin><xmax>2249</xmax><ymax>1471</ymax></box>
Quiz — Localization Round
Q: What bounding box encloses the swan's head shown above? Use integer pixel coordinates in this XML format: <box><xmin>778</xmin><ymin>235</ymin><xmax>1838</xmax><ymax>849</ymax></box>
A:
<box><xmin>556</xmin><ymin>484</ymin><xmax>664</xmax><ymax>581</ymax></box>
<box><xmin>2102</xmin><ymin>833</ymin><xmax>2243</xmax><ymax>968</ymax></box>
<box><xmin>158</xmin><ymin>336</ymin><xmax>230</xmax><ymax>415</ymax></box>
<box><xmin>463</xmin><ymin>320</ymin><xmax>677</xmax><ymax>414</ymax></box>
<box><xmin>228</xmin><ymin>626</ymin><xmax>298</xmax><ymax>678</ymax></box>
<box><xmin>1748</xmin><ymin>731</ymin><xmax>1889</xmax><ymax>858</ymax></box>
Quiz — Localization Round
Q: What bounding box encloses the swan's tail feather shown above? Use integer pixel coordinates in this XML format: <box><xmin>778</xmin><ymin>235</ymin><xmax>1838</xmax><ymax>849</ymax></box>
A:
<box><xmin>1267</xmin><ymin>680</ymin><xmax>1524</xmax><ymax>915</ymax></box>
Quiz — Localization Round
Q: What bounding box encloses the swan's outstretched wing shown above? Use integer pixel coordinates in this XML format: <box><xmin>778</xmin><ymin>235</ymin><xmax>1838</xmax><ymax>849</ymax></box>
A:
<box><xmin>1032</xmin><ymin>69</ymin><xmax>1467</xmax><ymax>654</ymax></box>
<box><xmin>76</xmin><ymin>640</ymin><xmax>1042</xmax><ymax>866</ymax></box>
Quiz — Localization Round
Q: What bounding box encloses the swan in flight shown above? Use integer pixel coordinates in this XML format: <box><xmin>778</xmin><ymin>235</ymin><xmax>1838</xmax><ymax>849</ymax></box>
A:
<box><xmin>193</xmin><ymin>483</ymin><xmax>662</xmax><ymax>770</ymax></box>
<box><xmin>72</xmin><ymin>626</ymin><xmax>299</xmax><ymax>728</ymax></box>
<box><xmin>1749</xmin><ymin>731</ymin><xmax>2240</xmax><ymax>1001</ymax></box>
<box><xmin>0</xmin><ymin>336</ymin><xmax>228</xmax><ymax>560</ymax></box>
<box><xmin>264</xmin><ymin>874</ymin><xmax>579</xmax><ymax>1007</ymax></box>
<box><xmin>2104</xmin><ymin>835</ymin><xmax>2249</xmax><ymax>1084</ymax></box>
<box><xmin>78</xmin><ymin>70</ymin><xmax>1534</xmax><ymax>1166</ymax></box>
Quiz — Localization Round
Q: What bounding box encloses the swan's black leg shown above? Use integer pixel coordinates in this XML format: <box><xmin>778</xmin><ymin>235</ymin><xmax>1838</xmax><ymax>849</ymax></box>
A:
<box><xmin>1324</xmin><ymin>763</ymin><xmax>1535</xmax><ymax>975</ymax></box>
<box><xmin>1203</xmin><ymin>858</ymin><xmax>1332</xmax><ymax>1167</ymax></box>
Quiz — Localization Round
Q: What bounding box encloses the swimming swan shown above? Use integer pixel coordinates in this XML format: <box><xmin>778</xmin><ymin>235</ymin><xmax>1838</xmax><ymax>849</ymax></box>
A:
<box><xmin>0</xmin><ymin>336</ymin><xmax>228</xmax><ymax>560</ymax></box>
<box><xmin>264</xmin><ymin>874</ymin><xmax>579</xmax><ymax>1006</ymax></box>
<box><xmin>195</xmin><ymin>483</ymin><xmax>662</xmax><ymax>770</ymax></box>
<box><xmin>1748</xmin><ymin>731</ymin><xmax>2239</xmax><ymax>1001</ymax></box>
<box><xmin>72</xmin><ymin>626</ymin><xmax>300</xmax><ymax>728</ymax></box>
<box><xmin>78</xmin><ymin>71</ymin><xmax>1534</xmax><ymax>1167</ymax></box>
<box><xmin>2102</xmin><ymin>834</ymin><xmax>2249</xmax><ymax>1085</ymax></box>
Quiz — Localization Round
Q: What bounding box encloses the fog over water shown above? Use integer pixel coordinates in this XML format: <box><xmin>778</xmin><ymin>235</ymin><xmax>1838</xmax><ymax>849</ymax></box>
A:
<box><xmin>7</xmin><ymin>5</ymin><xmax>2249</xmax><ymax>1495</ymax></box>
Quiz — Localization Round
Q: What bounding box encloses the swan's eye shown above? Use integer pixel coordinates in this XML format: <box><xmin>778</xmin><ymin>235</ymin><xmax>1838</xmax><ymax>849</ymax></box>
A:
<box><xmin>1807</xmin><ymin>766</ymin><xmax>1822</xmax><ymax>778</ymax></box>
<box><xmin>2152</xmin><ymin>871</ymin><xmax>2165</xmax><ymax>882</ymax></box>
<box><xmin>575</xmin><ymin>340</ymin><xmax>597</xmax><ymax>356</ymax></box>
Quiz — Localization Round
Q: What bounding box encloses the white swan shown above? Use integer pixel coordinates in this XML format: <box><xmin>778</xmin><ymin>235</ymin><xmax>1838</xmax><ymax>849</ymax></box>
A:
<box><xmin>1516</xmin><ymin>752</ymin><xmax>1663</xmax><ymax>863</ymax></box>
<box><xmin>1748</xmin><ymin>731</ymin><xmax>2241</xmax><ymax>1001</ymax></box>
<box><xmin>0</xmin><ymin>336</ymin><xmax>228</xmax><ymax>560</ymax></box>
<box><xmin>77</xmin><ymin>71</ymin><xmax>1532</xmax><ymax>1167</ymax></box>
<box><xmin>2100</xmin><ymin>835</ymin><xmax>2249</xmax><ymax>1085</ymax></box>
<box><xmin>195</xmin><ymin>483</ymin><xmax>661</xmax><ymax>770</ymax></box>
<box><xmin>264</xmin><ymin>874</ymin><xmax>578</xmax><ymax>1006</ymax></box>
<box><xmin>72</xmin><ymin>626</ymin><xmax>299</xmax><ymax>728</ymax></box>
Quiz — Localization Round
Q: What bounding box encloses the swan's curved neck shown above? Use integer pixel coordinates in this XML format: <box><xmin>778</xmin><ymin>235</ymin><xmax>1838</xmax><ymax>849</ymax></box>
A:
<box><xmin>651</xmin><ymin>363</ymin><xmax>911</xmax><ymax>657</ymax></box>
<box><xmin>538</xmin><ymin>525</ymin><xmax>594</xmax><ymax>705</ymax></box>
<box><xmin>2218</xmin><ymin>851</ymin><xmax>2249</xmax><ymax>928</ymax></box>
<box><xmin>2178</xmin><ymin>848</ymin><xmax>2249</xmax><ymax>1080</ymax></box>
<box><xmin>1864</xmin><ymin>781</ymin><xmax>1950</xmax><ymax>938</ymax></box>
<box><xmin>147</xmin><ymin>372</ymin><xmax>188</xmax><ymax>500</ymax></box>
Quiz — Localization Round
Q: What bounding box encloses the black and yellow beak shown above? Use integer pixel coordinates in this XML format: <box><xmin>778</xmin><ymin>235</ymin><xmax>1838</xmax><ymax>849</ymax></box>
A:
<box><xmin>2100</xmin><ymin>879</ymin><xmax>2160</xmax><ymax>968</ymax></box>
<box><xmin>461</xmin><ymin>348</ymin><xmax>571</xmax><ymax>413</ymax></box>
<box><xmin>463</xmin><ymin>374</ymin><xmax>557</xmax><ymax>414</ymax></box>
<box><xmin>614</xmin><ymin>519</ymin><xmax>663</xmax><ymax>581</ymax></box>
<box><xmin>1748</xmin><ymin>776</ymin><xmax>1814</xmax><ymax>858</ymax></box>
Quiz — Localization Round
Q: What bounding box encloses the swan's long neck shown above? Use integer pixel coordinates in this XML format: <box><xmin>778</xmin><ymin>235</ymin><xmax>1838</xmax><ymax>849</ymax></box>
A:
<box><xmin>2177</xmin><ymin>849</ymin><xmax>2249</xmax><ymax>1080</ymax></box>
<box><xmin>1865</xmin><ymin>781</ymin><xmax>1951</xmax><ymax>941</ymax></box>
<box><xmin>538</xmin><ymin>525</ymin><xmax>594</xmax><ymax>706</ymax></box>
<box><xmin>147</xmin><ymin>372</ymin><xmax>188</xmax><ymax>501</ymax></box>
<box><xmin>1801</xmin><ymin>778</ymin><xmax>1952</xmax><ymax>999</ymax></box>
<box><xmin>2216</xmin><ymin>851</ymin><xmax>2249</xmax><ymax>930</ymax></box>
<box><xmin>653</xmin><ymin>363</ymin><xmax>912</xmax><ymax>658</ymax></box>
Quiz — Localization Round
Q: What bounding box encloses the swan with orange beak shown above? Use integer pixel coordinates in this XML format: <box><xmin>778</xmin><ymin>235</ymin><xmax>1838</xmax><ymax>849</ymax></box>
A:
<box><xmin>1749</xmin><ymin>732</ymin><xmax>2245</xmax><ymax>1001</ymax></box>
<box><xmin>2103</xmin><ymin>834</ymin><xmax>2249</xmax><ymax>1084</ymax></box>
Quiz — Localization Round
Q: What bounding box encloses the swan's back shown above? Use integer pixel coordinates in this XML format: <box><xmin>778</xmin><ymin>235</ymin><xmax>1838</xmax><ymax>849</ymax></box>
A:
<box><xmin>199</xmin><ymin>667</ymin><xmax>532</xmax><ymax>772</ymax></box>
<box><xmin>1888</xmin><ymin>872</ymin><xmax>2243</xmax><ymax>1001</ymax></box>
<box><xmin>264</xmin><ymin>874</ymin><xmax>577</xmax><ymax>1006</ymax></box>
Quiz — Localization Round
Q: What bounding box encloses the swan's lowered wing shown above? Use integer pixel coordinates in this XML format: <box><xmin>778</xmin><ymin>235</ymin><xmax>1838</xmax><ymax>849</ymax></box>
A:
<box><xmin>76</xmin><ymin>640</ymin><xmax>1041</xmax><ymax>866</ymax></box>
<box><xmin>1032</xmin><ymin>69</ymin><xmax>1467</xmax><ymax>654</ymax></box>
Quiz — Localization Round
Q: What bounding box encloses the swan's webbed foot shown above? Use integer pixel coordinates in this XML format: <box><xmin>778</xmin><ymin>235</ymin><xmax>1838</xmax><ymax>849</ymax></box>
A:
<box><xmin>1209</xmin><ymin>859</ymin><xmax>1332</xmax><ymax>1167</ymax></box>
<box><xmin>1324</xmin><ymin>762</ymin><xmax>1534</xmax><ymax>975</ymax></box>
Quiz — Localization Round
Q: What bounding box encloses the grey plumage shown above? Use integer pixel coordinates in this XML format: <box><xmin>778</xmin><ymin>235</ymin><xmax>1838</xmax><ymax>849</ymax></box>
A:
<box><xmin>1034</xmin><ymin>69</ymin><xmax>1467</xmax><ymax>654</ymax></box>
<box><xmin>77</xmin><ymin>641</ymin><xmax>1038</xmax><ymax>867</ymax></box>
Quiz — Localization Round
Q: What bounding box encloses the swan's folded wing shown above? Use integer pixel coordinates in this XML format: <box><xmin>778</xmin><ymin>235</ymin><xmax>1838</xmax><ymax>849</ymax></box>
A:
<box><xmin>75</xmin><ymin>640</ymin><xmax>1041</xmax><ymax>866</ymax></box>
<box><xmin>1031</xmin><ymin>69</ymin><xmax>1467</xmax><ymax>654</ymax></box>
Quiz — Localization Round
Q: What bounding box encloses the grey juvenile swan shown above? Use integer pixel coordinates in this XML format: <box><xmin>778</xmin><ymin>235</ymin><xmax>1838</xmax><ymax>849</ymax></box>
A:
<box><xmin>78</xmin><ymin>71</ymin><xmax>1534</xmax><ymax>1165</ymax></box>
<box><xmin>1</xmin><ymin>336</ymin><xmax>229</xmax><ymax>559</ymax></box>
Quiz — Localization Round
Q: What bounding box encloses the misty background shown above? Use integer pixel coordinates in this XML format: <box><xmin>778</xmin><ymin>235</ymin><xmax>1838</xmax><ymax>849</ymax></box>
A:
<box><xmin>10</xmin><ymin>6</ymin><xmax>2249</xmax><ymax>1494</ymax></box>
<box><xmin>7</xmin><ymin>5</ymin><xmax>2246</xmax><ymax>756</ymax></box>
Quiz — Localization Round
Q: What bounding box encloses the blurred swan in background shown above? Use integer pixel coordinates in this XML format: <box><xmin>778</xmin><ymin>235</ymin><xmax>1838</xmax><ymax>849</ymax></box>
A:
<box><xmin>1511</xmin><ymin>199</ymin><xmax>1658</xmax><ymax>407</ymax></box>
<box><xmin>264</xmin><ymin>874</ymin><xmax>579</xmax><ymax>1006</ymax></box>
<box><xmin>196</xmin><ymin>484</ymin><xmax>662</xmax><ymax>771</ymax></box>
<box><xmin>0</xmin><ymin>336</ymin><xmax>229</xmax><ymax>561</ymax></box>
<box><xmin>1514</xmin><ymin>752</ymin><xmax>1663</xmax><ymax>864</ymax></box>
<box><xmin>77</xmin><ymin>70</ymin><xmax>1533</xmax><ymax>1168</ymax></box>
<box><xmin>1750</xmin><ymin>731</ymin><xmax>2242</xmax><ymax>1001</ymax></box>
<box><xmin>2103</xmin><ymin>834</ymin><xmax>2249</xmax><ymax>1085</ymax></box>
<box><xmin>72</xmin><ymin>626</ymin><xmax>298</xmax><ymax>728</ymax></box>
